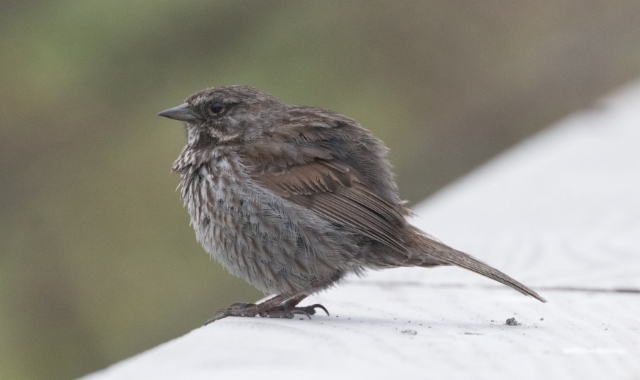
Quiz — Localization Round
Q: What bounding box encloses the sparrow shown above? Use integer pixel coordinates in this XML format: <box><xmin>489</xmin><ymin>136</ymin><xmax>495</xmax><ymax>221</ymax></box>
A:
<box><xmin>158</xmin><ymin>85</ymin><xmax>546</xmax><ymax>323</ymax></box>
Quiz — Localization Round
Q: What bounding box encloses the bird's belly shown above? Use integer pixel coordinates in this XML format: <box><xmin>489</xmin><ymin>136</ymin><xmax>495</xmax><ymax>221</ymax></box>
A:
<box><xmin>181</xmin><ymin>168</ymin><xmax>353</xmax><ymax>295</ymax></box>
<box><xmin>181</xmin><ymin>168</ymin><xmax>306</xmax><ymax>294</ymax></box>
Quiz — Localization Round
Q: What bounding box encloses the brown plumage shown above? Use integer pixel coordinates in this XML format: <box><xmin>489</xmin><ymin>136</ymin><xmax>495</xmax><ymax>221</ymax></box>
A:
<box><xmin>158</xmin><ymin>85</ymin><xmax>546</xmax><ymax>323</ymax></box>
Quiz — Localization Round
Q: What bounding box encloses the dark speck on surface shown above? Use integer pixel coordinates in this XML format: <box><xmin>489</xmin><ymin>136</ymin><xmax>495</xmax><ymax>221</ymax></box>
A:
<box><xmin>506</xmin><ymin>318</ymin><xmax>520</xmax><ymax>326</ymax></box>
<box><xmin>401</xmin><ymin>329</ymin><xmax>417</xmax><ymax>335</ymax></box>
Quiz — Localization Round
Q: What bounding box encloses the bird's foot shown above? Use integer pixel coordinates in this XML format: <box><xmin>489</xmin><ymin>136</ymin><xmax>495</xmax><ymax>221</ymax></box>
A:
<box><xmin>205</xmin><ymin>296</ymin><xmax>329</xmax><ymax>324</ymax></box>
<box><xmin>260</xmin><ymin>303</ymin><xmax>330</xmax><ymax>319</ymax></box>
<box><xmin>205</xmin><ymin>303</ymin><xmax>259</xmax><ymax>324</ymax></box>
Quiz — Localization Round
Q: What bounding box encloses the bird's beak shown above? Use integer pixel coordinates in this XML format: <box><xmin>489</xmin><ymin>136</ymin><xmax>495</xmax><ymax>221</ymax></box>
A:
<box><xmin>157</xmin><ymin>103</ymin><xmax>198</xmax><ymax>122</ymax></box>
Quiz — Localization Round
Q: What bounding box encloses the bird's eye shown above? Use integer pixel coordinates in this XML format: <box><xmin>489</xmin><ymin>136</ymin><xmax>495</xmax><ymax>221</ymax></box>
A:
<box><xmin>210</xmin><ymin>102</ymin><xmax>224</xmax><ymax>115</ymax></box>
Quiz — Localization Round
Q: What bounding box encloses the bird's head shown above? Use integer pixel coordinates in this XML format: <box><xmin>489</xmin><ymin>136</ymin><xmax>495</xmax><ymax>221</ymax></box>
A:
<box><xmin>158</xmin><ymin>85</ymin><xmax>285</xmax><ymax>146</ymax></box>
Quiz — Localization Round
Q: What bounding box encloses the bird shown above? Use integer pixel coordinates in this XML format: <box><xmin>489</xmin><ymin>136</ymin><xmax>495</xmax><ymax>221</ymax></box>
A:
<box><xmin>158</xmin><ymin>85</ymin><xmax>546</xmax><ymax>323</ymax></box>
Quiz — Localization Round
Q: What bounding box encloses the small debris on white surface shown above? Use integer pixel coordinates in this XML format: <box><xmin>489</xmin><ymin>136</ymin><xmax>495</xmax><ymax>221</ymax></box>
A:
<box><xmin>505</xmin><ymin>318</ymin><xmax>520</xmax><ymax>326</ymax></box>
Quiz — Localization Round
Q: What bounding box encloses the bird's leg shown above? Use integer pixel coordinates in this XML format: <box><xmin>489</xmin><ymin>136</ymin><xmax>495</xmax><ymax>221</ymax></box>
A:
<box><xmin>205</xmin><ymin>294</ymin><xmax>329</xmax><ymax>324</ymax></box>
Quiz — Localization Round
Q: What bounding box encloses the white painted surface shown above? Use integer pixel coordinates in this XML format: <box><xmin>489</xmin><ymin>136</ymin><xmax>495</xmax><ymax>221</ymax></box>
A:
<box><xmin>83</xmin><ymin>81</ymin><xmax>640</xmax><ymax>380</ymax></box>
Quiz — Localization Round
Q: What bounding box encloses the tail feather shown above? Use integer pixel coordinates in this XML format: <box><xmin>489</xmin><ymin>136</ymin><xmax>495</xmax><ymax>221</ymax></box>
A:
<box><xmin>413</xmin><ymin>231</ymin><xmax>546</xmax><ymax>303</ymax></box>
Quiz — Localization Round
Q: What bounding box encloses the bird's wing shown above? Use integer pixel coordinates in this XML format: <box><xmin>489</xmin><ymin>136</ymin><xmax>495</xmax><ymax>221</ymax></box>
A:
<box><xmin>251</xmin><ymin>159</ymin><xmax>409</xmax><ymax>254</ymax></box>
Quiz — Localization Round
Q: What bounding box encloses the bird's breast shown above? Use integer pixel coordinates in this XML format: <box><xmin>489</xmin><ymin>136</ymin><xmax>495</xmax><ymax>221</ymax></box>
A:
<box><xmin>175</xmin><ymin>151</ymin><xmax>360</xmax><ymax>294</ymax></box>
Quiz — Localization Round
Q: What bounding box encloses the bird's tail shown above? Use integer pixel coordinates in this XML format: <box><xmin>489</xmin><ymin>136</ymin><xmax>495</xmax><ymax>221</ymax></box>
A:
<box><xmin>411</xmin><ymin>228</ymin><xmax>547</xmax><ymax>303</ymax></box>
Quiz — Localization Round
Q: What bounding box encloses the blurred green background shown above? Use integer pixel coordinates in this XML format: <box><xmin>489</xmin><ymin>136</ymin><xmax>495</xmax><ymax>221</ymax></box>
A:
<box><xmin>2</xmin><ymin>1</ymin><xmax>640</xmax><ymax>379</ymax></box>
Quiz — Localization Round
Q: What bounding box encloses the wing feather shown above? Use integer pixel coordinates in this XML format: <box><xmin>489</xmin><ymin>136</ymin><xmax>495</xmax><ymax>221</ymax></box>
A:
<box><xmin>251</xmin><ymin>160</ymin><xmax>409</xmax><ymax>254</ymax></box>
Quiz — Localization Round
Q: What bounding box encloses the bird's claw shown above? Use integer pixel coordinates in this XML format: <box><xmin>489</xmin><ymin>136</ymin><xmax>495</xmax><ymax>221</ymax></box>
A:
<box><xmin>305</xmin><ymin>304</ymin><xmax>330</xmax><ymax>316</ymax></box>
